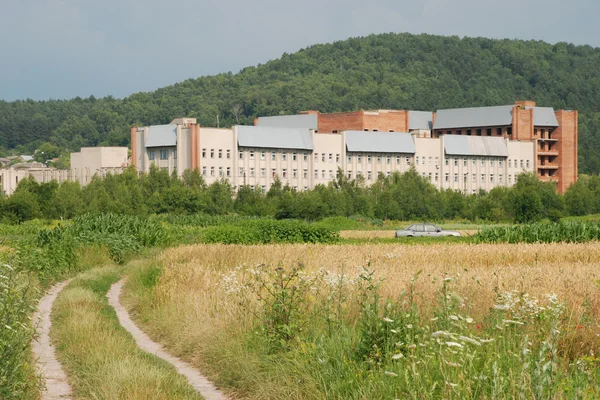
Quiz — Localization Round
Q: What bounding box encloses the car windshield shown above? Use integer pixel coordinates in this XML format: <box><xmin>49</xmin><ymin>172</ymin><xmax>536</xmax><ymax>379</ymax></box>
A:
<box><xmin>425</xmin><ymin>224</ymin><xmax>437</xmax><ymax>232</ymax></box>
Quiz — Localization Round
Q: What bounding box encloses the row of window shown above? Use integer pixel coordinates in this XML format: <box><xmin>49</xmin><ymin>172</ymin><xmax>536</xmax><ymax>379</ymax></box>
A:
<box><xmin>418</xmin><ymin>172</ymin><xmax>512</xmax><ymax>185</ymax></box>
<box><xmin>148</xmin><ymin>149</ymin><xmax>177</xmax><ymax>161</ymax></box>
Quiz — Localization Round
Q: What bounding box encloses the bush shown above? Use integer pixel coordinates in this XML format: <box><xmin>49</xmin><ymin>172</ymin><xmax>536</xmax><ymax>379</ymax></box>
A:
<box><xmin>476</xmin><ymin>221</ymin><xmax>600</xmax><ymax>244</ymax></box>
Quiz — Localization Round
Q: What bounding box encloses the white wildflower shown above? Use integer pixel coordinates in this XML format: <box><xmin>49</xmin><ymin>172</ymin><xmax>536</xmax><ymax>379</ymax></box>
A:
<box><xmin>445</xmin><ymin>361</ymin><xmax>461</xmax><ymax>367</ymax></box>
<box><xmin>459</xmin><ymin>336</ymin><xmax>481</xmax><ymax>346</ymax></box>
<box><xmin>480</xmin><ymin>338</ymin><xmax>495</xmax><ymax>343</ymax></box>
<box><xmin>449</xmin><ymin>315</ymin><xmax>459</xmax><ymax>321</ymax></box>
<box><xmin>392</xmin><ymin>353</ymin><xmax>404</xmax><ymax>360</ymax></box>
<box><xmin>390</xmin><ymin>329</ymin><xmax>398</xmax><ymax>334</ymax></box>
<box><xmin>445</xmin><ymin>381</ymin><xmax>458</xmax><ymax>388</ymax></box>
<box><xmin>406</xmin><ymin>324</ymin><xmax>413</xmax><ymax>329</ymax></box>
<box><xmin>443</xmin><ymin>277</ymin><xmax>454</xmax><ymax>282</ymax></box>
<box><xmin>383</xmin><ymin>317</ymin><xmax>394</xmax><ymax>323</ymax></box>
<box><xmin>465</xmin><ymin>317</ymin><xmax>474</xmax><ymax>324</ymax></box>
<box><xmin>432</xmin><ymin>331</ymin><xmax>453</xmax><ymax>339</ymax></box>
<box><xmin>408</xmin><ymin>344</ymin><xmax>416</xmax><ymax>350</ymax></box>
<box><xmin>503</xmin><ymin>319</ymin><xmax>525</xmax><ymax>325</ymax></box>
<box><xmin>493</xmin><ymin>304</ymin><xmax>510</xmax><ymax>311</ymax></box>
<box><xmin>445</xmin><ymin>342</ymin><xmax>464</xmax><ymax>348</ymax></box>
<box><xmin>384</xmin><ymin>371</ymin><xmax>398</xmax><ymax>377</ymax></box>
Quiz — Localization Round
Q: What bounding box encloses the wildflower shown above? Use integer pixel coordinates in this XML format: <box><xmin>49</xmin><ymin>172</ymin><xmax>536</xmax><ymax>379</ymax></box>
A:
<box><xmin>449</xmin><ymin>315</ymin><xmax>459</xmax><ymax>321</ymax></box>
<box><xmin>459</xmin><ymin>336</ymin><xmax>481</xmax><ymax>346</ymax></box>
<box><xmin>494</xmin><ymin>304</ymin><xmax>510</xmax><ymax>311</ymax></box>
<box><xmin>503</xmin><ymin>319</ymin><xmax>525</xmax><ymax>326</ymax></box>
<box><xmin>480</xmin><ymin>338</ymin><xmax>494</xmax><ymax>343</ymax></box>
<box><xmin>392</xmin><ymin>353</ymin><xmax>404</xmax><ymax>360</ymax></box>
<box><xmin>408</xmin><ymin>344</ymin><xmax>416</xmax><ymax>350</ymax></box>
<box><xmin>384</xmin><ymin>371</ymin><xmax>398</xmax><ymax>377</ymax></box>
<box><xmin>430</xmin><ymin>317</ymin><xmax>439</xmax><ymax>322</ymax></box>
<box><xmin>445</xmin><ymin>342</ymin><xmax>464</xmax><ymax>348</ymax></box>
<box><xmin>406</xmin><ymin>324</ymin><xmax>413</xmax><ymax>329</ymax></box>
<box><xmin>443</xmin><ymin>277</ymin><xmax>454</xmax><ymax>282</ymax></box>
<box><xmin>390</xmin><ymin>329</ymin><xmax>398</xmax><ymax>334</ymax></box>
<box><xmin>445</xmin><ymin>361</ymin><xmax>461</xmax><ymax>367</ymax></box>
<box><xmin>465</xmin><ymin>317</ymin><xmax>474</xmax><ymax>324</ymax></box>
<box><xmin>431</xmin><ymin>331</ymin><xmax>452</xmax><ymax>339</ymax></box>
<box><xmin>383</xmin><ymin>317</ymin><xmax>394</xmax><ymax>323</ymax></box>
<box><xmin>445</xmin><ymin>381</ymin><xmax>458</xmax><ymax>388</ymax></box>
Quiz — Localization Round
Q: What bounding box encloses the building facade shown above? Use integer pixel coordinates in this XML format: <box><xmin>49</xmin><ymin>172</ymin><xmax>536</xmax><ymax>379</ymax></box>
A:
<box><xmin>131</xmin><ymin>104</ymin><xmax>543</xmax><ymax>194</ymax></box>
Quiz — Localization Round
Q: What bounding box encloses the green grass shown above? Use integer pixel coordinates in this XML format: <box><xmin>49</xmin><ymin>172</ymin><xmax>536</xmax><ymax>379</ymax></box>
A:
<box><xmin>52</xmin><ymin>265</ymin><xmax>204</xmax><ymax>400</ymax></box>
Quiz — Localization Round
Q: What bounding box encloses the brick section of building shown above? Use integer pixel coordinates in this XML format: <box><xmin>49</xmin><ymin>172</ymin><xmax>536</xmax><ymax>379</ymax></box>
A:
<box><xmin>512</xmin><ymin>106</ymin><xmax>534</xmax><ymax>141</ymax></box>
<box><xmin>313</xmin><ymin>110</ymin><xmax>410</xmax><ymax>133</ymax></box>
<box><xmin>554</xmin><ymin>110</ymin><xmax>578</xmax><ymax>193</ymax></box>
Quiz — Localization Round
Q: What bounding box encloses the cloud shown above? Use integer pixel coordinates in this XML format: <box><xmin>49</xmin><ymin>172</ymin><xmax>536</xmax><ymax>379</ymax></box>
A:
<box><xmin>0</xmin><ymin>0</ymin><xmax>598</xmax><ymax>101</ymax></box>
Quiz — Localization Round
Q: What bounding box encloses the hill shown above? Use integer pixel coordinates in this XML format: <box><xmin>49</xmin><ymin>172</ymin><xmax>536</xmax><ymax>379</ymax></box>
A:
<box><xmin>1</xmin><ymin>32</ymin><xmax>600</xmax><ymax>173</ymax></box>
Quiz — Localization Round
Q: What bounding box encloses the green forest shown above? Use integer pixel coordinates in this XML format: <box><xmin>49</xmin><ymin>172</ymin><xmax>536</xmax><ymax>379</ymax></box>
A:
<box><xmin>1</xmin><ymin>33</ymin><xmax>600</xmax><ymax>173</ymax></box>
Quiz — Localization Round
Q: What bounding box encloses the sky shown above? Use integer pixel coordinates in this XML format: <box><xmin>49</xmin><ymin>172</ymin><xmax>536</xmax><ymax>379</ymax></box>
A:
<box><xmin>1</xmin><ymin>0</ymin><xmax>598</xmax><ymax>101</ymax></box>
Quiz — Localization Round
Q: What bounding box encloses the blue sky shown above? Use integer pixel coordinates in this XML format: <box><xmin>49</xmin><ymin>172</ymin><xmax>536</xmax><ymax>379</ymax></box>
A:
<box><xmin>0</xmin><ymin>0</ymin><xmax>598</xmax><ymax>101</ymax></box>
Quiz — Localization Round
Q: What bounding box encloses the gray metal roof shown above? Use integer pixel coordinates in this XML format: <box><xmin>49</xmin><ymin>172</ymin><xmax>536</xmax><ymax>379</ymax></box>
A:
<box><xmin>256</xmin><ymin>114</ymin><xmax>319</xmax><ymax>130</ymax></box>
<box><xmin>528</xmin><ymin>107</ymin><xmax>559</xmax><ymax>127</ymax></box>
<box><xmin>434</xmin><ymin>106</ymin><xmax>514</xmax><ymax>130</ymax></box>
<box><xmin>345</xmin><ymin>130</ymin><xmax>416</xmax><ymax>154</ymax></box>
<box><xmin>145</xmin><ymin>124</ymin><xmax>177</xmax><ymax>148</ymax></box>
<box><xmin>443</xmin><ymin>135</ymin><xmax>508</xmax><ymax>157</ymax></box>
<box><xmin>237</xmin><ymin>126</ymin><xmax>313</xmax><ymax>150</ymax></box>
<box><xmin>408</xmin><ymin>111</ymin><xmax>434</xmax><ymax>130</ymax></box>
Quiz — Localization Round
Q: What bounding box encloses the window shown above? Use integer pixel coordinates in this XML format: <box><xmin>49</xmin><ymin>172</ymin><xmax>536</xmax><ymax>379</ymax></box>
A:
<box><xmin>202</xmin><ymin>166</ymin><xmax>207</xmax><ymax>176</ymax></box>
<box><xmin>428</xmin><ymin>173</ymin><xmax>432</xmax><ymax>181</ymax></box>
<box><xmin>367</xmin><ymin>155</ymin><xmax>372</xmax><ymax>163</ymax></box>
<box><xmin>329</xmin><ymin>153</ymin><xmax>333</xmax><ymax>162</ymax></box>
<box><xmin>210</xmin><ymin>149</ymin><xmax>214</xmax><ymax>158</ymax></box>
<box><xmin>262</xmin><ymin>185</ymin><xmax>267</xmax><ymax>193</ymax></box>
<box><xmin>282</xmin><ymin>153</ymin><xmax>287</xmax><ymax>161</ymax></box>
<box><xmin>386</xmin><ymin>156</ymin><xmax>391</xmax><ymax>164</ymax></box>
<box><xmin>487</xmin><ymin>128</ymin><xmax>492</xmax><ymax>136</ymax></box>
<box><xmin>367</xmin><ymin>171</ymin><xmax>372</xmax><ymax>180</ymax></box>
<box><xmin>173</xmin><ymin>150</ymin><xmax>177</xmax><ymax>160</ymax></box>
<box><xmin>454</xmin><ymin>173</ymin><xmax>458</xmax><ymax>183</ymax></box>
<box><xmin>416</xmin><ymin>156</ymin><xmax>419</xmax><ymax>165</ymax></box>
<box><xmin>239</xmin><ymin>167</ymin><xmax>244</xmax><ymax>176</ymax></box>
<box><xmin>292</xmin><ymin>152</ymin><xmax>297</xmax><ymax>161</ymax></box>
<box><xmin>377</xmin><ymin>156</ymin><xmax>382</xmax><ymax>164</ymax></box>
<box><xmin>508</xmin><ymin>159</ymin><xmax>512</xmax><ymax>168</ymax></box>
<box><xmin>218</xmin><ymin>167</ymin><xmax>223</xmax><ymax>177</ymax></box>
<box><xmin>249</xmin><ymin>151</ymin><xmax>254</xmax><ymax>160</ymax></box>
<box><xmin>490</xmin><ymin>160</ymin><xmax>494</xmax><ymax>167</ymax></box>
<box><xmin>445</xmin><ymin>158</ymin><xmax>449</xmax><ymax>166</ymax></box>
<box><xmin>497</xmin><ymin>128</ymin><xmax>502</xmax><ymax>135</ymax></box>
<box><xmin>303</xmin><ymin>186</ymin><xmax>308</xmax><ymax>192</ymax></box>
<box><xmin>396</xmin><ymin>156</ymin><xmax>401</xmax><ymax>164</ymax></box>
<box><xmin>406</xmin><ymin>157</ymin><xmax>411</xmax><ymax>165</ymax></box>
<box><xmin>472</xmin><ymin>175</ymin><xmax>476</xmax><ymax>183</ymax></box>
<box><xmin>226</xmin><ymin>150</ymin><xmax>231</xmax><ymax>159</ymax></box>
<box><xmin>467</xmin><ymin>129</ymin><xmax>472</xmax><ymax>136</ymax></box>
<box><xmin>149</xmin><ymin>151</ymin><xmax>155</xmax><ymax>160</ymax></box>
<box><xmin>445</xmin><ymin>173</ymin><xmax>449</xmax><ymax>182</ymax></box>
<box><xmin>314</xmin><ymin>153</ymin><xmax>319</xmax><ymax>161</ymax></box>
<box><xmin>481</xmin><ymin>174</ymin><xmax>485</xmax><ymax>183</ymax></box>
<box><xmin>271</xmin><ymin>153</ymin><xmax>276</xmax><ymax>161</ymax></box>
<box><xmin>481</xmin><ymin>159</ymin><xmax>485</xmax><ymax>167</ymax></box>
<box><xmin>526</xmin><ymin>160</ymin><xmax>530</xmax><ymax>169</ymax></box>
<box><xmin>261</xmin><ymin>168</ymin><xmax>266</xmax><ymax>177</ymax></box>
<box><xmin>435</xmin><ymin>173</ymin><xmax>439</xmax><ymax>182</ymax></box>
<box><xmin>160</xmin><ymin>150</ymin><xmax>168</xmax><ymax>160</ymax></box>
<box><xmin>347</xmin><ymin>171</ymin><xmax>352</xmax><ymax>179</ymax></box>
<box><xmin>239</xmin><ymin>152</ymin><xmax>243</xmax><ymax>160</ymax></box>
<box><xmin>321</xmin><ymin>153</ymin><xmax>326</xmax><ymax>162</ymax></box>
<box><xmin>490</xmin><ymin>174</ymin><xmax>494</xmax><ymax>183</ymax></box>
<box><xmin>472</xmin><ymin>159</ymin><xmax>476</xmax><ymax>167</ymax></box>
<box><xmin>499</xmin><ymin>175</ymin><xmax>503</xmax><ymax>184</ymax></box>
<box><xmin>250</xmin><ymin>185</ymin><xmax>255</xmax><ymax>190</ymax></box>
<box><xmin>292</xmin><ymin>169</ymin><xmax>297</xmax><ymax>178</ymax></box>
<box><xmin>329</xmin><ymin>170</ymin><xmax>334</xmax><ymax>178</ymax></box>
<box><xmin>463</xmin><ymin>159</ymin><xmax>467</xmax><ymax>167</ymax></box>
<box><xmin>248</xmin><ymin>167</ymin><xmax>255</xmax><ymax>177</ymax></box>
<box><xmin>226</xmin><ymin>167</ymin><xmax>231</xmax><ymax>177</ymax></box>
<box><xmin>336</xmin><ymin>154</ymin><xmax>340</xmax><ymax>163</ymax></box>
<box><xmin>357</xmin><ymin>155</ymin><xmax>362</xmax><ymax>163</ymax></box>
<box><xmin>210</xmin><ymin>167</ymin><xmax>215</xmax><ymax>176</ymax></box>
<box><xmin>454</xmin><ymin>159</ymin><xmax>458</xmax><ymax>167</ymax></box>
<box><xmin>314</xmin><ymin>170</ymin><xmax>319</xmax><ymax>178</ymax></box>
<box><xmin>271</xmin><ymin>168</ymin><xmax>276</xmax><ymax>178</ymax></box>
<box><xmin>282</xmin><ymin>169</ymin><xmax>287</xmax><ymax>178</ymax></box>
<box><xmin>509</xmin><ymin>175</ymin><xmax>513</xmax><ymax>183</ymax></box>
<box><xmin>499</xmin><ymin>160</ymin><xmax>503</xmax><ymax>167</ymax></box>
<box><xmin>386</xmin><ymin>171</ymin><xmax>391</xmax><ymax>177</ymax></box>
<box><xmin>202</xmin><ymin>149</ymin><xmax>207</xmax><ymax>158</ymax></box>
<box><xmin>347</xmin><ymin>155</ymin><xmax>352</xmax><ymax>163</ymax></box>
<box><xmin>303</xmin><ymin>153</ymin><xmax>308</xmax><ymax>161</ymax></box>
<box><xmin>218</xmin><ymin>149</ymin><xmax>223</xmax><ymax>159</ymax></box>
<box><xmin>322</xmin><ymin>170</ymin><xmax>326</xmax><ymax>179</ymax></box>
<box><xmin>430</xmin><ymin>157</ymin><xmax>433</xmax><ymax>166</ymax></box>
<box><xmin>357</xmin><ymin>171</ymin><xmax>362</xmax><ymax>178</ymax></box>
<box><xmin>520</xmin><ymin>160</ymin><xmax>524</xmax><ymax>168</ymax></box>
<box><xmin>261</xmin><ymin>151</ymin><xmax>265</xmax><ymax>160</ymax></box>
<box><xmin>303</xmin><ymin>169</ymin><xmax>308</xmax><ymax>179</ymax></box>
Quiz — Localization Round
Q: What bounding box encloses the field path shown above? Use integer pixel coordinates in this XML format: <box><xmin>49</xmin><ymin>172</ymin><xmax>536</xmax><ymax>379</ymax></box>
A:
<box><xmin>33</xmin><ymin>280</ymin><xmax>73</xmax><ymax>400</ymax></box>
<box><xmin>107</xmin><ymin>279</ymin><xmax>228</xmax><ymax>400</ymax></box>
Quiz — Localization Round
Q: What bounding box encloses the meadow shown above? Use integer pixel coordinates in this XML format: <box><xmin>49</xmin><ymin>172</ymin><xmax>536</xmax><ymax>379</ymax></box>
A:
<box><xmin>3</xmin><ymin>214</ymin><xmax>600</xmax><ymax>399</ymax></box>
<box><xmin>123</xmin><ymin>243</ymin><xmax>600</xmax><ymax>399</ymax></box>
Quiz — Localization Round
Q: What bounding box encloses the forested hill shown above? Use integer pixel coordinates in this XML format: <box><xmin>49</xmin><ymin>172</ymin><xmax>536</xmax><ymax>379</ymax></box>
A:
<box><xmin>2</xmin><ymin>33</ymin><xmax>600</xmax><ymax>173</ymax></box>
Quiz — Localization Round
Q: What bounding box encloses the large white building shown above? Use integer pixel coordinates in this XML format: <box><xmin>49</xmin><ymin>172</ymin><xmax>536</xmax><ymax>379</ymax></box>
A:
<box><xmin>131</xmin><ymin>117</ymin><xmax>534</xmax><ymax>193</ymax></box>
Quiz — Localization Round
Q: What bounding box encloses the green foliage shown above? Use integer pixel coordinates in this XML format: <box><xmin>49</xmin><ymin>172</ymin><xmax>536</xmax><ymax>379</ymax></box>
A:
<box><xmin>476</xmin><ymin>221</ymin><xmax>600</xmax><ymax>244</ymax></box>
<box><xmin>0</xmin><ymin>264</ymin><xmax>38</xmax><ymax>399</ymax></box>
<box><xmin>2</xmin><ymin>33</ymin><xmax>600</xmax><ymax>174</ymax></box>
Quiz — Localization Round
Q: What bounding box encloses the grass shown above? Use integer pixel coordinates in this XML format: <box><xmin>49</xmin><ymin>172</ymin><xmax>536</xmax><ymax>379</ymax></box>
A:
<box><xmin>51</xmin><ymin>263</ymin><xmax>204</xmax><ymax>400</ymax></box>
<box><xmin>123</xmin><ymin>243</ymin><xmax>600</xmax><ymax>399</ymax></box>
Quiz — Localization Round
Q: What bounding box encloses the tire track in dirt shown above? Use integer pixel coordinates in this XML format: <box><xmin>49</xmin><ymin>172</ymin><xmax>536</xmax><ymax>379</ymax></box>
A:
<box><xmin>33</xmin><ymin>280</ymin><xmax>73</xmax><ymax>400</ymax></box>
<box><xmin>107</xmin><ymin>279</ymin><xmax>228</xmax><ymax>400</ymax></box>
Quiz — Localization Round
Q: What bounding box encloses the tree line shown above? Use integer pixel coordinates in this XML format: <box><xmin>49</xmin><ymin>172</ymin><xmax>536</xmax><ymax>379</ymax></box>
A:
<box><xmin>2</xmin><ymin>165</ymin><xmax>600</xmax><ymax>224</ymax></box>
<box><xmin>1</xmin><ymin>33</ymin><xmax>600</xmax><ymax>173</ymax></box>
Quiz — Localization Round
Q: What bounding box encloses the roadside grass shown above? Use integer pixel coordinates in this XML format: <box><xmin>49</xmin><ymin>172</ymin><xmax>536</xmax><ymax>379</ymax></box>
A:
<box><xmin>51</xmin><ymin>263</ymin><xmax>204</xmax><ymax>400</ymax></box>
<box><xmin>122</xmin><ymin>243</ymin><xmax>600</xmax><ymax>399</ymax></box>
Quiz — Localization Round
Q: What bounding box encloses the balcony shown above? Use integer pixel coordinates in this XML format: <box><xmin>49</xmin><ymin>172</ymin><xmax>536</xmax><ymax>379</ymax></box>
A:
<box><xmin>538</xmin><ymin>175</ymin><xmax>559</xmax><ymax>182</ymax></box>
<box><xmin>537</xmin><ymin>150</ymin><xmax>559</xmax><ymax>156</ymax></box>
<box><xmin>538</xmin><ymin>163</ymin><xmax>559</xmax><ymax>170</ymax></box>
